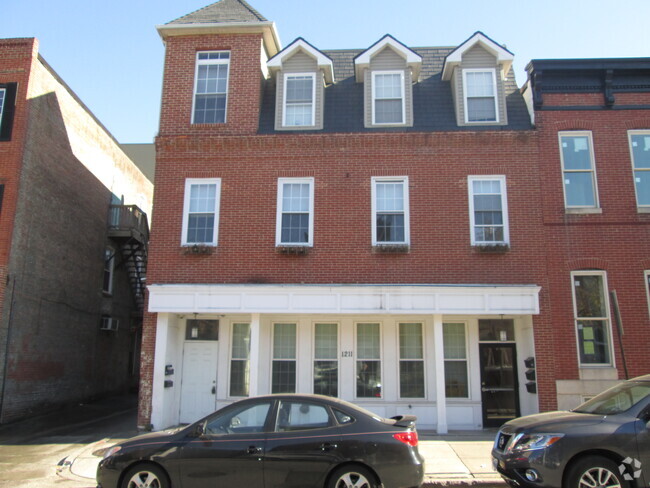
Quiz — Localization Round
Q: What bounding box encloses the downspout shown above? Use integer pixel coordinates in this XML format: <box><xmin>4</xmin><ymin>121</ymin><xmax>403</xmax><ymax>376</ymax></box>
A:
<box><xmin>0</xmin><ymin>276</ymin><xmax>17</xmax><ymax>423</ymax></box>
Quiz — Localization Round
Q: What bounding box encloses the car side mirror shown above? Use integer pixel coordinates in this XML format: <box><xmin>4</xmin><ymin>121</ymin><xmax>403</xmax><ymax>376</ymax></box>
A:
<box><xmin>190</xmin><ymin>422</ymin><xmax>205</xmax><ymax>438</ymax></box>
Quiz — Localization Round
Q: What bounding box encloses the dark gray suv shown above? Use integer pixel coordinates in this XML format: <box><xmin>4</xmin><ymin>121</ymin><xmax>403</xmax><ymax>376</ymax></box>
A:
<box><xmin>492</xmin><ymin>374</ymin><xmax>650</xmax><ymax>488</ymax></box>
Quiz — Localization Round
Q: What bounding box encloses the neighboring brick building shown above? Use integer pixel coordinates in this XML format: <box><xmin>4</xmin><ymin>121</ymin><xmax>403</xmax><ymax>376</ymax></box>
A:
<box><xmin>140</xmin><ymin>0</ymin><xmax>650</xmax><ymax>431</ymax></box>
<box><xmin>0</xmin><ymin>38</ymin><xmax>153</xmax><ymax>422</ymax></box>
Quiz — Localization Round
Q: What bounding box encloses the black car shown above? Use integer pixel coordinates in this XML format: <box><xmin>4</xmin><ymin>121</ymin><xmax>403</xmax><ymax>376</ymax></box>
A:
<box><xmin>492</xmin><ymin>374</ymin><xmax>650</xmax><ymax>488</ymax></box>
<box><xmin>97</xmin><ymin>393</ymin><xmax>424</xmax><ymax>488</ymax></box>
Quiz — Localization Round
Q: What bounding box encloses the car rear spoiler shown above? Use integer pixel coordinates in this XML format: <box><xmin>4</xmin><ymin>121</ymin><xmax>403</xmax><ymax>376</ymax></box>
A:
<box><xmin>390</xmin><ymin>415</ymin><xmax>417</xmax><ymax>428</ymax></box>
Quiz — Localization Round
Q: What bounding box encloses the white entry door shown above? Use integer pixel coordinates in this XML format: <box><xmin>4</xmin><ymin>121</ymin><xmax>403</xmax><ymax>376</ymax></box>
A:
<box><xmin>180</xmin><ymin>341</ymin><xmax>219</xmax><ymax>423</ymax></box>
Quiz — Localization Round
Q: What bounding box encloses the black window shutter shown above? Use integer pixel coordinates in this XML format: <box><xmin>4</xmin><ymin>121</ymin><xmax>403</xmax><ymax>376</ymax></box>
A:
<box><xmin>0</xmin><ymin>83</ymin><xmax>18</xmax><ymax>142</ymax></box>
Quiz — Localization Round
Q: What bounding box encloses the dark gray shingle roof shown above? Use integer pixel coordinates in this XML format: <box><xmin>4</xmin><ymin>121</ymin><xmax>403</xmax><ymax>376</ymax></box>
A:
<box><xmin>168</xmin><ymin>0</ymin><xmax>267</xmax><ymax>25</ymax></box>
<box><xmin>259</xmin><ymin>47</ymin><xmax>532</xmax><ymax>134</ymax></box>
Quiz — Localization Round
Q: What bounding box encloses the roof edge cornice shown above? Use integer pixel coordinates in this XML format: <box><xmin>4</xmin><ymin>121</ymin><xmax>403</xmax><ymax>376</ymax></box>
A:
<box><xmin>156</xmin><ymin>21</ymin><xmax>281</xmax><ymax>56</ymax></box>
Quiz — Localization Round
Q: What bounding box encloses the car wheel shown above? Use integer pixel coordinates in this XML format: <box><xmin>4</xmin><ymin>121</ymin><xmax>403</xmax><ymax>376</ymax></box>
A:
<box><xmin>327</xmin><ymin>465</ymin><xmax>378</xmax><ymax>488</ymax></box>
<box><xmin>121</xmin><ymin>463</ymin><xmax>170</xmax><ymax>488</ymax></box>
<box><xmin>565</xmin><ymin>456</ymin><xmax>629</xmax><ymax>488</ymax></box>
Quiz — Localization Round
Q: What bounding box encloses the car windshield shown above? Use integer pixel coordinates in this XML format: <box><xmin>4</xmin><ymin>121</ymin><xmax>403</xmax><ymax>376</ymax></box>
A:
<box><xmin>573</xmin><ymin>381</ymin><xmax>650</xmax><ymax>415</ymax></box>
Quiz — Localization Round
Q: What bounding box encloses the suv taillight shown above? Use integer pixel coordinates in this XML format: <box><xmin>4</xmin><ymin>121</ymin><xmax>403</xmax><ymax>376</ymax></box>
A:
<box><xmin>393</xmin><ymin>431</ymin><xmax>418</xmax><ymax>447</ymax></box>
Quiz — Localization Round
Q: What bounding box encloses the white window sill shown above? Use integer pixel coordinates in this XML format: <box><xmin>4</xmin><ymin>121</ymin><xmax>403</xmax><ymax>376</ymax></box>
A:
<box><xmin>565</xmin><ymin>207</ymin><xmax>602</xmax><ymax>214</ymax></box>
<box><xmin>637</xmin><ymin>207</ymin><xmax>650</xmax><ymax>214</ymax></box>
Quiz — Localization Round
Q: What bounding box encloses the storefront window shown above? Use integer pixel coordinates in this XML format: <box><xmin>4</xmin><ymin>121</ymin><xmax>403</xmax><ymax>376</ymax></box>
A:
<box><xmin>230</xmin><ymin>323</ymin><xmax>250</xmax><ymax>397</ymax></box>
<box><xmin>399</xmin><ymin>323</ymin><xmax>424</xmax><ymax>398</ymax></box>
<box><xmin>444</xmin><ymin>323</ymin><xmax>468</xmax><ymax>398</ymax></box>
<box><xmin>272</xmin><ymin>323</ymin><xmax>296</xmax><ymax>393</ymax></box>
<box><xmin>314</xmin><ymin>323</ymin><xmax>338</xmax><ymax>396</ymax></box>
<box><xmin>356</xmin><ymin>323</ymin><xmax>381</xmax><ymax>398</ymax></box>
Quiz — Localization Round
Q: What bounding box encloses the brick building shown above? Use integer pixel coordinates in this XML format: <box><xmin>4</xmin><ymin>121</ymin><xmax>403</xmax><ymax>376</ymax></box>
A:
<box><xmin>139</xmin><ymin>0</ymin><xmax>650</xmax><ymax>431</ymax></box>
<box><xmin>0</xmin><ymin>38</ymin><xmax>153</xmax><ymax>422</ymax></box>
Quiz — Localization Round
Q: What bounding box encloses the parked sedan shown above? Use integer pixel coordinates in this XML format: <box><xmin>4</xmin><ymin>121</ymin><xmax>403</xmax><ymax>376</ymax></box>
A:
<box><xmin>492</xmin><ymin>374</ymin><xmax>650</xmax><ymax>488</ymax></box>
<box><xmin>97</xmin><ymin>393</ymin><xmax>424</xmax><ymax>488</ymax></box>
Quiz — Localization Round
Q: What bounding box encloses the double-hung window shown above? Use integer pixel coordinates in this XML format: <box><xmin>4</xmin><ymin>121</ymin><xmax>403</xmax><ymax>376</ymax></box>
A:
<box><xmin>468</xmin><ymin>176</ymin><xmax>509</xmax><ymax>245</ymax></box>
<box><xmin>571</xmin><ymin>271</ymin><xmax>612</xmax><ymax>366</ymax></box>
<box><xmin>314</xmin><ymin>323</ymin><xmax>338</xmax><ymax>397</ymax></box>
<box><xmin>230</xmin><ymin>323</ymin><xmax>250</xmax><ymax>397</ymax></box>
<box><xmin>372</xmin><ymin>71</ymin><xmax>405</xmax><ymax>125</ymax></box>
<box><xmin>399</xmin><ymin>323</ymin><xmax>425</xmax><ymax>398</ymax></box>
<box><xmin>356</xmin><ymin>323</ymin><xmax>381</xmax><ymax>398</ymax></box>
<box><xmin>272</xmin><ymin>323</ymin><xmax>296</xmax><ymax>393</ymax></box>
<box><xmin>443</xmin><ymin>323</ymin><xmax>469</xmax><ymax>398</ymax></box>
<box><xmin>629</xmin><ymin>131</ymin><xmax>650</xmax><ymax>208</ymax></box>
<box><xmin>463</xmin><ymin>69</ymin><xmax>498</xmax><ymax>123</ymax></box>
<box><xmin>372</xmin><ymin>177</ymin><xmax>410</xmax><ymax>245</ymax></box>
<box><xmin>276</xmin><ymin>178</ymin><xmax>314</xmax><ymax>246</ymax></box>
<box><xmin>193</xmin><ymin>51</ymin><xmax>230</xmax><ymax>124</ymax></box>
<box><xmin>559</xmin><ymin>132</ymin><xmax>599</xmax><ymax>209</ymax></box>
<box><xmin>283</xmin><ymin>74</ymin><xmax>315</xmax><ymax>127</ymax></box>
<box><xmin>181</xmin><ymin>178</ymin><xmax>221</xmax><ymax>246</ymax></box>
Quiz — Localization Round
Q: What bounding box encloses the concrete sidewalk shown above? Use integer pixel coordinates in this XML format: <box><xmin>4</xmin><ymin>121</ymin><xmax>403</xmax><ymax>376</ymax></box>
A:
<box><xmin>0</xmin><ymin>394</ymin><xmax>506</xmax><ymax>487</ymax></box>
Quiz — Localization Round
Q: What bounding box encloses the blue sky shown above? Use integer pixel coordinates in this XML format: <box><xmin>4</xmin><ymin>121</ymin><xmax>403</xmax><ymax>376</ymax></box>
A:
<box><xmin>2</xmin><ymin>0</ymin><xmax>649</xmax><ymax>143</ymax></box>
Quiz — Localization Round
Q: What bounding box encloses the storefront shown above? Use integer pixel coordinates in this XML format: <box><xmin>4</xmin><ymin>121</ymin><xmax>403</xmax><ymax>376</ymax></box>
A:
<box><xmin>147</xmin><ymin>284</ymin><xmax>540</xmax><ymax>431</ymax></box>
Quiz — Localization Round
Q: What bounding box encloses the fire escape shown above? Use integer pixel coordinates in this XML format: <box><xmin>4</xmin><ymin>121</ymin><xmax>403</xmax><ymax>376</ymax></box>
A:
<box><xmin>107</xmin><ymin>205</ymin><xmax>149</xmax><ymax>311</ymax></box>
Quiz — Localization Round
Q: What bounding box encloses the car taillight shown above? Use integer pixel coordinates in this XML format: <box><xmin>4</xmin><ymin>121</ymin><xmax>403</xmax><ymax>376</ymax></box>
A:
<box><xmin>393</xmin><ymin>431</ymin><xmax>418</xmax><ymax>447</ymax></box>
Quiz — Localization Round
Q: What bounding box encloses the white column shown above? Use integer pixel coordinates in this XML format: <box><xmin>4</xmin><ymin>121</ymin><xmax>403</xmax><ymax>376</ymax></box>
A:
<box><xmin>249</xmin><ymin>313</ymin><xmax>261</xmax><ymax>396</ymax></box>
<box><xmin>433</xmin><ymin>314</ymin><xmax>448</xmax><ymax>434</ymax></box>
<box><xmin>150</xmin><ymin>313</ymin><xmax>169</xmax><ymax>430</ymax></box>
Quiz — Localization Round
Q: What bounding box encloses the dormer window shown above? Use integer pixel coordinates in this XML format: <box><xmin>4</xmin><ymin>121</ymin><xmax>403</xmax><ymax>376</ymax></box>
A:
<box><xmin>442</xmin><ymin>32</ymin><xmax>513</xmax><ymax>127</ymax></box>
<box><xmin>355</xmin><ymin>35</ymin><xmax>421</xmax><ymax>129</ymax></box>
<box><xmin>373</xmin><ymin>71</ymin><xmax>405</xmax><ymax>125</ymax></box>
<box><xmin>463</xmin><ymin>69</ymin><xmax>498</xmax><ymax>123</ymax></box>
<box><xmin>283</xmin><ymin>73</ymin><xmax>315</xmax><ymax>127</ymax></box>
<box><xmin>192</xmin><ymin>51</ymin><xmax>230</xmax><ymax>124</ymax></box>
<box><xmin>267</xmin><ymin>38</ymin><xmax>334</xmax><ymax>131</ymax></box>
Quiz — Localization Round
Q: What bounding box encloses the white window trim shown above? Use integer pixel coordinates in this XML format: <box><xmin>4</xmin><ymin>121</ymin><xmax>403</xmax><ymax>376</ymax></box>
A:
<box><xmin>371</xmin><ymin>70</ymin><xmax>406</xmax><ymax>126</ymax></box>
<box><xmin>312</xmin><ymin>322</ymin><xmax>340</xmax><ymax>395</ymax></box>
<box><xmin>559</xmin><ymin>131</ymin><xmax>600</xmax><ymax>210</ymax></box>
<box><xmin>228</xmin><ymin>322</ymin><xmax>251</xmax><ymax>398</ymax></box>
<box><xmin>371</xmin><ymin>176</ymin><xmax>410</xmax><ymax>246</ymax></box>
<box><xmin>181</xmin><ymin>178</ymin><xmax>221</xmax><ymax>246</ymax></box>
<box><xmin>191</xmin><ymin>51</ymin><xmax>230</xmax><ymax>125</ymax></box>
<box><xmin>468</xmin><ymin>175</ymin><xmax>510</xmax><ymax>246</ymax></box>
<box><xmin>570</xmin><ymin>270</ymin><xmax>615</xmax><ymax>367</ymax></box>
<box><xmin>628</xmin><ymin>130</ymin><xmax>650</xmax><ymax>210</ymax></box>
<box><xmin>397</xmin><ymin>322</ymin><xmax>426</xmax><ymax>400</ymax></box>
<box><xmin>443</xmin><ymin>321</ymin><xmax>470</xmax><ymax>399</ymax></box>
<box><xmin>282</xmin><ymin>72</ymin><xmax>316</xmax><ymax>128</ymax></box>
<box><xmin>275</xmin><ymin>177</ymin><xmax>315</xmax><ymax>247</ymax></box>
<box><xmin>462</xmin><ymin>68</ymin><xmax>499</xmax><ymax>124</ymax></box>
<box><xmin>270</xmin><ymin>322</ymin><xmax>297</xmax><ymax>394</ymax></box>
<box><xmin>354</xmin><ymin>321</ymin><xmax>383</xmax><ymax>400</ymax></box>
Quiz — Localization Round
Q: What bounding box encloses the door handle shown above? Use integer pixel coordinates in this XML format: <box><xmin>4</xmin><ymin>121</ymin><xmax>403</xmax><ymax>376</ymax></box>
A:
<box><xmin>320</xmin><ymin>443</ymin><xmax>337</xmax><ymax>451</ymax></box>
<box><xmin>211</xmin><ymin>386</ymin><xmax>216</xmax><ymax>394</ymax></box>
<box><xmin>247</xmin><ymin>446</ymin><xmax>263</xmax><ymax>455</ymax></box>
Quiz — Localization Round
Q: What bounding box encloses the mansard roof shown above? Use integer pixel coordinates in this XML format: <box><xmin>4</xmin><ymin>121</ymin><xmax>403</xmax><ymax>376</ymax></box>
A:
<box><xmin>259</xmin><ymin>46</ymin><xmax>532</xmax><ymax>134</ymax></box>
<box><xmin>167</xmin><ymin>0</ymin><xmax>267</xmax><ymax>24</ymax></box>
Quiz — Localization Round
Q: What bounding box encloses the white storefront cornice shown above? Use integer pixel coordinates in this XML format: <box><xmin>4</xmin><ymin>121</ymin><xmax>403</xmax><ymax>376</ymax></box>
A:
<box><xmin>148</xmin><ymin>283</ymin><xmax>540</xmax><ymax>315</ymax></box>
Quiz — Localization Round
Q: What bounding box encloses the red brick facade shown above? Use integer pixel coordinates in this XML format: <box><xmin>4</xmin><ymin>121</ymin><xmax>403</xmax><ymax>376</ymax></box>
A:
<box><xmin>140</xmin><ymin>14</ymin><xmax>650</xmax><ymax>428</ymax></box>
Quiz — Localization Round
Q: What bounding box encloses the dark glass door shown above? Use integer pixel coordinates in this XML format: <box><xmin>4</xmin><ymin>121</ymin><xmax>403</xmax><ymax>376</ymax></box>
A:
<box><xmin>479</xmin><ymin>343</ymin><xmax>520</xmax><ymax>427</ymax></box>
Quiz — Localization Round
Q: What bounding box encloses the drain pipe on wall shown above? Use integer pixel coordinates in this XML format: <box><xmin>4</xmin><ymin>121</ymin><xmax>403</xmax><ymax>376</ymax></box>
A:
<box><xmin>610</xmin><ymin>290</ymin><xmax>629</xmax><ymax>380</ymax></box>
